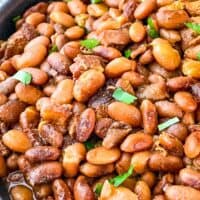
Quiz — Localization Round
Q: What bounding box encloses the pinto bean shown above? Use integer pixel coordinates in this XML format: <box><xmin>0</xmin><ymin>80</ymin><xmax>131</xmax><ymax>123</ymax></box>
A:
<box><xmin>120</xmin><ymin>132</ymin><xmax>153</xmax><ymax>153</ymax></box>
<box><xmin>182</xmin><ymin>59</ymin><xmax>200</xmax><ymax>78</ymax></box>
<box><xmin>76</xmin><ymin>108</ymin><xmax>95</xmax><ymax>142</ymax></box>
<box><xmin>116</xmin><ymin>153</ymin><xmax>132</xmax><ymax>174</ymax></box>
<box><xmin>17</xmin><ymin>155</ymin><xmax>32</xmax><ymax>173</ymax></box>
<box><xmin>37</xmin><ymin>23</ymin><xmax>55</xmax><ymax>37</ymax></box>
<box><xmin>134</xmin><ymin>181</ymin><xmax>151</xmax><ymax>200</ymax></box>
<box><xmin>129</xmin><ymin>22</ymin><xmax>146</xmax><ymax>43</ymax></box>
<box><xmin>74</xmin><ymin>176</ymin><xmax>95</xmax><ymax>200</ymax></box>
<box><xmin>95</xmin><ymin>118</ymin><xmax>113</xmax><ymax>138</ymax></box>
<box><xmin>141</xmin><ymin>172</ymin><xmax>156</xmax><ymax>189</ymax></box>
<box><xmin>25</xmin><ymin>12</ymin><xmax>45</xmax><ymax>26</ymax></box>
<box><xmin>25</xmin><ymin>36</ymin><xmax>50</xmax><ymax>50</ymax></box>
<box><xmin>11</xmin><ymin>185</ymin><xmax>33</xmax><ymax>200</ymax></box>
<box><xmin>0</xmin><ymin>78</ymin><xmax>17</xmax><ymax>95</ymax></box>
<box><xmin>53</xmin><ymin>179</ymin><xmax>73</xmax><ymax>200</ymax></box>
<box><xmin>159</xmin><ymin>29</ymin><xmax>181</xmax><ymax>43</ymax></box>
<box><xmin>148</xmin><ymin>153</ymin><xmax>183</xmax><ymax>172</ymax></box>
<box><xmin>73</xmin><ymin>69</ymin><xmax>105</xmax><ymax>102</ymax></box>
<box><xmin>80</xmin><ymin>162</ymin><xmax>114</xmax><ymax>178</ymax></box>
<box><xmin>86</xmin><ymin>146</ymin><xmax>120</xmax><ymax>165</ymax></box>
<box><xmin>0</xmin><ymin>155</ymin><xmax>7</xmax><ymax>177</ymax></box>
<box><xmin>139</xmin><ymin>49</ymin><xmax>154</xmax><ymax>65</ymax></box>
<box><xmin>122</xmin><ymin>71</ymin><xmax>145</xmax><ymax>87</ymax></box>
<box><xmin>87</xmin><ymin>4</ymin><xmax>108</xmax><ymax>17</ymax></box>
<box><xmin>67</xmin><ymin>0</ymin><xmax>87</xmax><ymax>16</ymax></box>
<box><xmin>62</xmin><ymin>41</ymin><xmax>81</xmax><ymax>59</ymax></box>
<box><xmin>65</xmin><ymin>26</ymin><xmax>85</xmax><ymax>40</ymax></box>
<box><xmin>48</xmin><ymin>2</ymin><xmax>68</xmax><ymax>13</ymax></box>
<box><xmin>108</xmin><ymin>102</ymin><xmax>141</xmax><ymax>127</ymax></box>
<box><xmin>141</xmin><ymin>100</ymin><xmax>158</xmax><ymax>135</ymax></box>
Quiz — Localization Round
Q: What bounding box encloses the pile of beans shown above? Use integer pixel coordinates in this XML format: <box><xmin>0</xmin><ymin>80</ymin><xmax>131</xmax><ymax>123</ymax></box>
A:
<box><xmin>0</xmin><ymin>0</ymin><xmax>200</xmax><ymax>199</ymax></box>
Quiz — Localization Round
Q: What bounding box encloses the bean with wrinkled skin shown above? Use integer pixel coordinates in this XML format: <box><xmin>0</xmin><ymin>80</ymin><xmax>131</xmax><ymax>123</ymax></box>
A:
<box><xmin>0</xmin><ymin>155</ymin><xmax>7</xmax><ymax>177</ymax></box>
<box><xmin>120</xmin><ymin>132</ymin><xmax>153</xmax><ymax>153</ymax></box>
<box><xmin>95</xmin><ymin>118</ymin><xmax>112</xmax><ymax>139</ymax></box>
<box><xmin>139</xmin><ymin>49</ymin><xmax>154</xmax><ymax>65</ymax></box>
<box><xmin>80</xmin><ymin>162</ymin><xmax>114</xmax><ymax>178</ymax></box>
<box><xmin>25</xmin><ymin>12</ymin><xmax>45</xmax><ymax>26</ymax></box>
<box><xmin>33</xmin><ymin>184</ymin><xmax>52</xmax><ymax>199</ymax></box>
<box><xmin>86</xmin><ymin>146</ymin><xmax>120</xmax><ymax>165</ymax></box>
<box><xmin>27</xmin><ymin>162</ymin><xmax>62</xmax><ymax>185</ymax></box>
<box><xmin>6</xmin><ymin>153</ymin><xmax>18</xmax><ymax>170</ymax></box>
<box><xmin>87</xmin><ymin>4</ymin><xmax>108</xmax><ymax>17</ymax></box>
<box><xmin>53</xmin><ymin>179</ymin><xmax>72</xmax><ymax>200</ymax></box>
<box><xmin>11</xmin><ymin>185</ymin><xmax>33</xmax><ymax>200</ymax></box>
<box><xmin>116</xmin><ymin>153</ymin><xmax>132</xmax><ymax>174</ymax></box>
<box><xmin>134</xmin><ymin>181</ymin><xmax>151</xmax><ymax>200</ymax></box>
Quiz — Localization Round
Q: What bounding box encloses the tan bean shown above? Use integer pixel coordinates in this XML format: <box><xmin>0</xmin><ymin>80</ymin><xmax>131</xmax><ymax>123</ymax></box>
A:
<box><xmin>184</xmin><ymin>131</ymin><xmax>200</xmax><ymax>159</ymax></box>
<box><xmin>179</xmin><ymin>168</ymin><xmax>200</xmax><ymax>190</ymax></box>
<box><xmin>159</xmin><ymin>29</ymin><xmax>181</xmax><ymax>43</ymax></box>
<box><xmin>116</xmin><ymin>153</ymin><xmax>132</xmax><ymax>174</ymax></box>
<box><xmin>25</xmin><ymin>36</ymin><xmax>50</xmax><ymax>50</ymax></box>
<box><xmin>105</xmin><ymin>57</ymin><xmax>136</xmax><ymax>78</ymax></box>
<box><xmin>33</xmin><ymin>184</ymin><xmax>52</xmax><ymax>199</ymax></box>
<box><xmin>131</xmin><ymin>151</ymin><xmax>151</xmax><ymax>174</ymax></box>
<box><xmin>87</xmin><ymin>4</ymin><xmax>108</xmax><ymax>17</ymax></box>
<box><xmin>141</xmin><ymin>172</ymin><xmax>156</xmax><ymax>188</ymax></box>
<box><xmin>65</xmin><ymin>26</ymin><xmax>84</xmax><ymax>40</ymax></box>
<box><xmin>139</xmin><ymin>49</ymin><xmax>154</xmax><ymax>65</ymax></box>
<box><xmin>37</xmin><ymin>23</ymin><xmax>54</xmax><ymax>37</ymax></box>
<box><xmin>155</xmin><ymin>100</ymin><xmax>183</xmax><ymax>118</ymax></box>
<box><xmin>51</xmin><ymin>79</ymin><xmax>74</xmax><ymax>104</ymax></box>
<box><xmin>152</xmin><ymin>38</ymin><xmax>181</xmax><ymax>71</ymax></box>
<box><xmin>74</xmin><ymin>176</ymin><xmax>95</xmax><ymax>200</ymax></box>
<box><xmin>122</xmin><ymin>71</ymin><xmax>145</xmax><ymax>87</ymax></box>
<box><xmin>6</xmin><ymin>153</ymin><xmax>19</xmax><ymax>170</ymax></box>
<box><xmin>174</xmin><ymin>91</ymin><xmax>197</xmax><ymax>112</ymax></box>
<box><xmin>134</xmin><ymin>181</ymin><xmax>151</xmax><ymax>200</ymax></box>
<box><xmin>93</xmin><ymin>46</ymin><xmax>122</xmax><ymax>61</ymax></box>
<box><xmin>17</xmin><ymin>155</ymin><xmax>32</xmax><ymax>173</ymax></box>
<box><xmin>104</xmin><ymin>0</ymin><xmax>120</xmax><ymax>8</ymax></box>
<box><xmin>0</xmin><ymin>60</ymin><xmax>16</xmax><ymax>75</ymax></box>
<box><xmin>2</xmin><ymin>130</ymin><xmax>32</xmax><ymax>153</ymax></box>
<box><xmin>121</xmin><ymin>132</ymin><xmax>153</xmax><ymax>153</ymax></box>
<box><xmin>156</xmin><ymin>0</ymin><xmax>173</xmax><ymax>7</ymax></box>
<box><xmin>0</xmin><ymin>155</ymin><xmax>7</xmax><ymax>177</ymax></box>
<box><xmin>63</xmin><ymin>143</ymin><xmax>86</xmax><ymax>177</ymax></box>
<box><xmin>165</xmin><ymin>185</ymin><xmax>200</xmax><ymax>200</ymax></box>
<box><xmin>156</xmin><ymin>9</ymin><xmax>189</xmax><ymax>29</ymax></box>
<box><xmin>141</xmin><ymin>100</ymin><xmax>158</xmax><ymax>135</ymax></box>
<box><xmin>50</xmin><ymin>12</ymin><xmax>75</xmax><ymax>27</ymax></box>
<box><xmin>86</xmin><ymin>146</ymin><xmax>120</xmax><ymax>165</ymax></box>
<box><xmin>116</xmin><ymin>78</ymin><xmax>135</xmax><ymax>95</ymax></box>
<box><xmin>182</xmin><ymin>59</ymin><xmax>200</xmax><ymax>78</ymax></box>
<box><xmin>68</xmin><ymin>0</ymin><xmax>87</xmax><ymax>16</ymax></box>
<box><xmin>108</xmin><ymin>102</ymin><xmax>141</xmax><ymax>127</ymax></box>
<box><xmin>48</xmin><ymin>2</ymin><xmax>68</xmax><ymax>13</ymax></box>
<box><xmin>62</xmin><ymin>41</ymin><xmax>81</xmax><ymax>59</ymax></box>
<box><xmin>80</xmin><ymin>162</ymin><xmax>114</xmax><ymax>178</ymax></box>
<box><xmin>54</xmin><ymin>34</ymin><xmax>68</xmax><ymax>50</ymax></box>
<box><xmin>134</xmin><ymin>0</ymin><xmax>157</xmax><ymax>19</ymax></box>
<box><xmin>53</xmin><ymin>179</ymin><xmax>72</xmax><ymax>200</ymax></box>
<box><xmin>182</xmin><ymin>112</ymin><xmax>195</xmax><ymax>126</ymax></box>
<box><xmin>153</xmin><ymin>195</ymin><xmax>166</xmax><ymax>200</ymax></box>
<box><xmin>148</xmin><ymin>153</ymin><xmax>183</xmax><ymax>172</ymax></box>
<box><xmin>73</xmin><ymin>69</ymin><xmax>105</xmax><ymax>102</ymax></box>
<box><xmin>129</xmin><ymin>22</ymin><xmax>146</xmax><ymax>43</ymax></box>
<box><xmin>27</xmin><ymin>162</ymin><xmax>62</xmax><ymax>185</ymax></box>
<box><xmin>95</xmin><ymin>118</ymin><xmax>112</xmax><ymax>138</ymax></box>
<box><xmin>15</xmin><ymin>83</ymin><xmax>43</xmax><ymax>104</ymax></box>
<box><xmin>25</xmin><ymin>12</ymin><xmax>45</xmax><ymax>26</ymax></box>
<box><xmin>11</xmin><ymin>185</ymin><xmax>33</xmax><ymax>200</ymax></box>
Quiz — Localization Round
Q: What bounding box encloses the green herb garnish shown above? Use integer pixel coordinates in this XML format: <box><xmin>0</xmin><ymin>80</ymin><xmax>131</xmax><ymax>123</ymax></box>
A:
<box><xmin>84</xmin><ymin>137</ymin><xmax>100</xmax><ymax>151</ymax></box>
<box><xmin>64</xmin><ymin>0</ymin><xmax>72</xmax><ymax>2</ymax></box>
<box><xmin>185</xmin><ymin>22</ymin><xmax>200</xmax><ymax>34</ymax></box>
<box><xmin>112</xmin><ymin>88</ymin><xmax>137</xmax><ymax>104</ymax></box>
<box><xmin>94</xmin><ymin>183</ymin><xmax>103</xmax><ymax>196</ymax></box>
<box><xmin>49</xmin><ymin>45</ymin><xmax>58</xmax><ymax>54</ymax></box>
<box><xmin>80</xmin><ymin>38</ymin><xmax>100</xmax><ymax>49</ymax></box>
<box><xmin>13</xmin><ymin>71</ymin><xmax>32</xmax><ymax>85</ymax></box>
<box><xmin>124</xmin><ymin>49</ymin><xmax>131</xmax><ymax>58</ymax></box>
<box><xmin>197</xmin><ymin>52</ymin><xmax>200</xmax><ymax>61</ymax></box>
<box><xmin>109</xmin><ymin>165</ymin><xmax>134</xmax><ymax>187</ymax></box>
<box><xmin>158</xmin><ymin>117</ymin><xmax>180</xmax><ymax>131</ymax></box>
<box><xmin>12</xmin><ymin>15</ymin><xmax>21</xmax><ymax>23</ymax></box>
<box><xmin>147</xmin><ymin>17</ymin><xmax>159</xmax><ymax>38</ymax></box>
<box><xmin>91</xmin><ymin>0</ymin><xmax>102</xmax><ymax>3</ymax></box>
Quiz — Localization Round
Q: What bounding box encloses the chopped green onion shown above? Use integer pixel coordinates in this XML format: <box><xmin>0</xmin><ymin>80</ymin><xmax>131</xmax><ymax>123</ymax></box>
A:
<box><xmin>13</xmin><ymin>71</ymin><xmax>32</xmax><ymax>85</ymax></box>
<box><xmin>112</xmin><ymin>88</ymin><xmax>137</xmax><ymax>104</ymax></box>
<box><xmin>80</xmin><ymin>38</ymin><xmax>100</xmax><ymax>49</ymax></box>
<box><xmin>185</xmin><ymin>22</ymin><xmax>200</xmax><ymax>34</ymax></box>
<box><xmin>109</xmin><ymin>165</ymin><xmax>134</xmax><ymax>187</ymax></box>
<box><xmin>64</xmin><ymin>0</ymin><xmax>72</xmax><ymax>2</ymax></box>
<box><xmin>197</xmin><ymin>52</ymin><xmax>200</xmax><ymax>61</ymax></box>
<box><xmin>147</xmin><ymin>17</ymin><xmax>159</xmax><ymax>38</ymax></box>
<box><xmin>124</xmin><ymin>49</ymin><xmax>131</xmax><ymax>58</ymax></box>
<box><xmin>49</xmin><ymin>45</ymin><xmax>58</xmax><ymax>54</ymax></box>
<box><xmin>158</xmin><ymin>117</ymin><xmax>180</xmax><ymax>131</ymax></box>
<box><xmin>94</xmin><ymin>183</ymin><xmax>103</xmax><ymax>196</ymax></box>
<box><xmin>91</xmin><ymin>0</ymin><xmax>102</xmax><ymax>3</ymax></box>
<box><xmin>12</xmin><ymin>15</ymin><xmax>21</xmax><ymax>23</ymax></box>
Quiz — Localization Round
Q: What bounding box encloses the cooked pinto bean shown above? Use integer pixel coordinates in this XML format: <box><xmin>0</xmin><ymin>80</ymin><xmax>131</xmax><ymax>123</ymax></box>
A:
<box><xmin>116</xmin><ymin>152</ymin><xmax>132</xmax><ymax>174</ymax></box>
<box><xmin>134</xmin><ymin>181</ymin><xmax>151</xmax><ymax>200</ymax></box>
<box><xmin>129</xmin><ymin>22</ymin><xmax>146</xmax><ymax>43</ymax></box>
<box><xmin>0</xmin><ymin>155</ymin><xmax>7</xmax><ymax>177</ymax></box>
<box><xmin>11</xmin><ymin>185</ymin><xmax>33</xmax><ymax>200</ymax></box>
<box><xmin>25</xmin><ymin>12</ymin><xmax>45</xmax><ymax>27</ymax></box>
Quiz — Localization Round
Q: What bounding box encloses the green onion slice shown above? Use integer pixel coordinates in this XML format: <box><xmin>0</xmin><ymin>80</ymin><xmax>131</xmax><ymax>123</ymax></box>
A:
<box><xmin>147</xmin><ymin>17</ymin><xmax>159</xmax><ymax>38</ymax></box>
<box><xmin>185</xmin><ymin>22</ymin><xmax>200</xmax><ymax>34</ymax></box>
<box><xmin>91</xmin><ymin>0</ymin><xmax>102</xmax><ymax>3</ymax></box>
<box><xmin>112</xmin><ymin>88</ymin><xmax>137</xmax><ymax>104</ymax></box>
<box><xmin>94</xmin><ymin>183</ymin><xmax>103</xmax><ymax>196</ymax></box>
<box><xmin>109</xmin><ymin>165</ymin><xmax>134</xmax><ymax>187</ymax></box>
<box><xmin>197</xmin><ymin>52</ymin><xmax>200</xmax><ymax>61</ymax></box>
<box><xmin>12</xmin><ymin>15</ymin><xmax>21</xmax><ymax>23</ymax></box>
<box><xmin>49</xmin><ymin>45</ymin><xmax>58</xmax><ymax>54</ymax></box>
<box><xmin>158</xmin><ymin>117</ymin><xmax>180</xmax><ymax>131</ymax></box>
<box><xmin>13</xmin><ymin>71</ymin><xmax>32</xmax><ymax>85</ymax></box>
<box><xmin>124</xmin><ymin>49</ymin><xmax>131</xmax><ymax>58</ymax></box>
<box><xmin>80</xmin><ymin>38</ymin><xmax>100</xmax><ymax>49</ymax></box>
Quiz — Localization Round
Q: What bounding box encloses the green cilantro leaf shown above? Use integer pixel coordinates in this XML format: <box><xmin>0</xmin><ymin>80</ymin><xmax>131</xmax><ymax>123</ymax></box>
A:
<box><xmin>91</xmin><ymin>0</ymin><xmax>102</xmax><ymax>3</ymax></box>
<box><xmin>185</xmin><ymin>22</ymin><xmax>200</xmax><ymax>34</ymax></box>
<box><xmin>80</xmin><ymin>38</ymin><xmax>100</xmax><ymax>49</ymax></box>
<box><xmin>147</xmin><ymin>17</ymin><xmax>159</xmax><ymax>38</ymax></box>
<box><xmin>124</xmin><ymin>49</ymin><xmax>131</xmax><ymax>58</ymax></box>
<box><xmin>49</xmin><ymin>45</ymin><xmax>58</xmax><ymax>54</ymax></box>
<box><xmin>13</xmin><ymin>71</ymin><xmax>32</xmax><ymax>85</ymax></box>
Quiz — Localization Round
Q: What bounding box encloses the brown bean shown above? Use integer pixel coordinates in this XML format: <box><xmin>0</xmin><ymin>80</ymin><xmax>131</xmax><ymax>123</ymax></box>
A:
<box><xmin>184</xmin><ymin>131</ymin><xmax>200</xmax><ymax>159</ymax></box>
<box><xmin>68</xmin><ymin>0</ymin><xmax>87</xmax><ymax>16</ymax></box>
<box><xmin>155</xmin><ymin>100</ymin><xmax>183</xmax><ymax>118</ymax></box>
<box><xmin>51</xmin><ymin>79</ymin><xmax>74</xmax><ymax>104</ymax></box>
<box><xmin>174</xmin><ymin>91</ymin><xmax>197</xmax><ymax>112</ymax></box>
<box><xmin>76</xmin><ymin>108</ymin><xmax>95</xmax><ymax>142</ymax></box>
<box><xmin>37</xmin><ymin>23</ymin><xmax>54</xmax><ymax>37</ymax></box>
<box><xmin>25</xmin><ymin>36</ymin><xmax>50</xmax><ymax>50</ymax></box>
<box><xmin>17</xmin><ymin>155</ymin><xmax>32</xmax><ymax>173</ymax></box>
<box><xmin>74</xmin><ymin>176</ymin><xmax>95</xmax><ymax>200</ymax></box>
<box><xmin>11</xmin><ymin>185</ymin><xmax>33</xmax><ymax>200</ymax></box>
<box><xmin>121</xmin><ymin>132</ymin><xmax>153</xmax><ymax>153</ymax></box>
<box><xmin>108</xmin><ymin>102</ymin><xmax>141</xmax><ymax>127</ymax></box>
<box><xmin>122</xmin><ymin>71</ymin><xmax>145</xmax><ymax>87</ymax></box>
<box><xmin>62</xmin><ymin>41</ymin><xmax>81</xmax><ymax>59</ymax></box>
<box><xmin>139</xmin><ymin>49</ymin><xmax>154</xmax><ymax>65</ymax></box>
<box><xmin>116</xmin><ymin>78</ymin><xmax>135</xmax><ymax>95</ymax></box>
<box><xmin>134</xmin><ymin>181</ymin><xmax>151</xmax><ymax>200</ymax></box>
<box><xmin>134</xmin><ymin>0</ymin><xmax>157</xmax><ymax>19</ymax></box>
<box><xmin>141</xmin><ymin>172</ymin><xmax>156</xmax><ymax>189</ymax></box>
<box><xmin>25</xmin><ymin>146</ymin><xmax>60</xmax><ymax>163</ymax></box>
<box><xmin>6</xmin><ymin>153</ymin><xmax>18</xmax><ymax>170</ymax></box>
<box><xmin>86</xmin><ymin>146</ymin><xmax>121</xmax><ymax>165</ymax></box>
<box><xmin>164</xmin><ymin>185</ymin><xmax>200</xmax><ymax>200</ymax></box>
<box><xmin>129</xmin><ymin>22</ymin><xmax>146</xmax><ymax>43</ymax></box>
<box><xmin>105</xmin><ymin>57</ymin><xmax>136</xmax><ymax>78</ymax></box>
<box><xmin>33</xmin><ymin>184</ymin><xmax>52</xmax><ymax>199</ymax></box>
<box><xmin>156</xmin><ymin>0</ymin><xmax>173</xmax><ymax>7</ymax></box>
<box><xmin>148</xmin><ymin>153</ymin><xmax>183</xmax><ymax>172</ymax></box>
<box><xmin>116</xmin><ymin>153</ymin><xmax>132</xmax><ymax>174</ymax></box>
<box><xmin>95</xmin><ymin>118</ymin><xmax>112</xmax><ymax>139</ymax></box>
<box><xmin>87</xmin><ymin>4</ymin><xmax>108</xmax><ymax>17</ymax></box>
<box><xmin>0</xmin><ymin>155</ymin><xmax>7</xmax><ymax>177</ymax></box>
<box><xmin>131</xmin><ymin>151</ymin><xmax>151</xmax><ymax>174</ymax></box>
<box><xmin>65</xmin><ymin>26</ymin><xmax>84</xmax><ymax>40</ymax></box>
<box><xmin>80</xmin><ymin>162</ymin><xmax>114</xmax><ymax>178</ymax></box>
<box><xmin>182</xmin><ymin>59</ymin><xmax>200</xmax><ymax>79</ymax></box>
<box><xmin>3</xmin><ymin>130</ymin><xmax>32</xmax><ymax>153</ymax></box>
<box><xmin>159</xmin><ymin>29</ymin><xmax>181</xmax><ymax>43</ymax></box>
<box><xmin>27</xmin><ymin>162</ymin><xmax>62</xmax><ymax>185</ymax></box>
<box><xmin>156</xmin><ymin>9</ymin><xmax>189</xmax><ymax>29</ymax></box>
<box><xmin>48</xmin><ymin>2</ymin><xmax>68</xmax><ymax>13</ymax></box>
<box><xmin>15</xmin><ymin>83</ymin><xmax>43</xmax><ymax>104</ymax></box>
<box><xmin>26</xmin><ymin>12</ymin><xmax>45</xmax><ymax>26</ymax></box>
<box><xmin>53</xmin><ymin>179</ymin><xmax>72</xmax><ymax>200</ymax></box>
<box><xmin>0</xmin><ymin>93</ymin><xmax>7</xmax><ymax>105</ymax></box>
<box><xmin>179</xmin><ymin>168</ymin><xmax>200</xmax><ymax>190</ymax></box>
<box><xmin>0</xmin><ymin>60</ymin><xmax>16</xmax><ymax>75</ymax></box>
<box><xmin>73</xmin><ymin>69</ymin><xmax>105</xmax><ymax>102</ymax></box>
<box><xmin>0</xmin><ymin>78</ymin><xmax>18</xmax><ymax>95</ymax></box>
<box><xmin>141</xmin><ymin>100</ymin><xmax>158</xmax><ymax>135</ymax></box>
